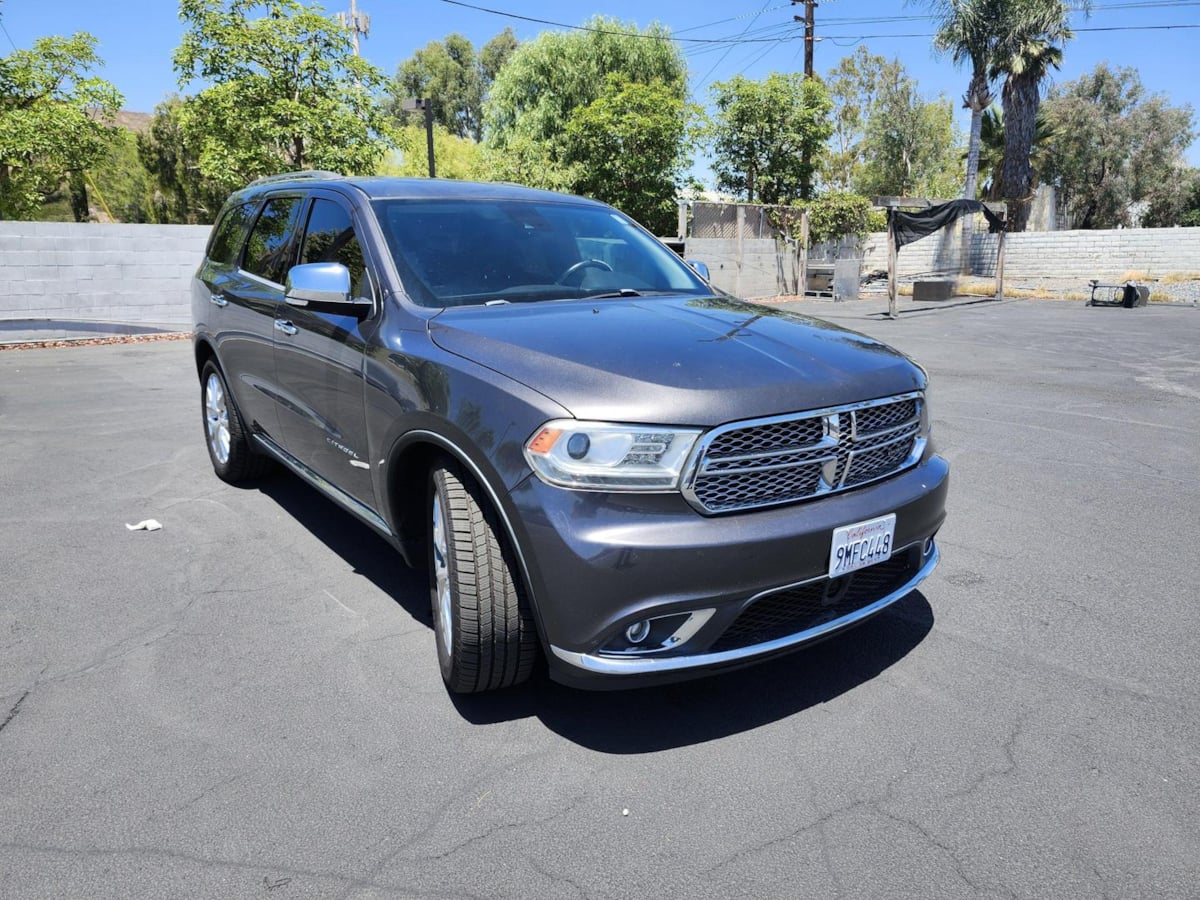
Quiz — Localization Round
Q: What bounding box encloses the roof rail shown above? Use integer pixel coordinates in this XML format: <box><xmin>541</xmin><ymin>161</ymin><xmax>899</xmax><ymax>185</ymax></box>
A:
<box><xmin>246</xmin><ymin>170</ymin><xmax>344</xmax><ymax>187</ymax></box>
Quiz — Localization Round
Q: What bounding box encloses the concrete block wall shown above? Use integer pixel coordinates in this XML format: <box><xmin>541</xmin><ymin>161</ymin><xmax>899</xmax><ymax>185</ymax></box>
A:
<box><xmin>0</xmin><ymin>222</ymin><xmax>211</xmax><ymax>325</ymax></box>
<box><xmin>687</xmin><ymin>237</ymin><xmax>801</xmax><ymax>298</ymax></box>
<box><xmin>860</xmin><ymin>225</ymin><xmax>1200</xmax><ymax>282</ymax></box>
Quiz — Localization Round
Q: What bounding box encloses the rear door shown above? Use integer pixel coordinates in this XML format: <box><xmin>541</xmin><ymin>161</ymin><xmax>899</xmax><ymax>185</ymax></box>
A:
<box><xmin>271</xmin><ymin>193</ymin><xmax>378</xmax><ymax>508</ymax></box>
<box><xmin>209</xmin><ymin>194</ymin><xmax>304</xmax><ymax>442</ymax></box>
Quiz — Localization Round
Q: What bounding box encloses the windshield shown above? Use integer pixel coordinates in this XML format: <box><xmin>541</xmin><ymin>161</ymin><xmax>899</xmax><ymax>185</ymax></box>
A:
<box><xmin>372</xmin><ymin>198</ymin><xmax>710</xmax><ymax>308</ymax></box>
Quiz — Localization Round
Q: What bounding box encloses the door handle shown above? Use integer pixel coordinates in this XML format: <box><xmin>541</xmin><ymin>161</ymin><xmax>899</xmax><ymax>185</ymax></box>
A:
<box><xmin>274</xmin><ymin>319</ymin><xmax>298</xmax><ymax>337</ymax></box>
<box><xmin>210</xmin><ymin>293</ymin><xmax>228</xmax><ymax>307</ymax></box>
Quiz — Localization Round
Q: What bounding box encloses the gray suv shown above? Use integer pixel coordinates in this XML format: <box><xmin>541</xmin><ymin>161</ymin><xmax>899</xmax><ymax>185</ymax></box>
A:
<box><xmin>191</xmin><ymin>173</ymin><xmax>948</xmax><ymax>693</ymax></box>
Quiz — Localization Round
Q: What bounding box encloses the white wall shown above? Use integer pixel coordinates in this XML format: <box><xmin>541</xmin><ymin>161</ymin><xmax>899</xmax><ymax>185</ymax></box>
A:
<box><xmin>0</xmin><ymin>222</ymin><xmax>211</xmax><ymax>325</ymax></box>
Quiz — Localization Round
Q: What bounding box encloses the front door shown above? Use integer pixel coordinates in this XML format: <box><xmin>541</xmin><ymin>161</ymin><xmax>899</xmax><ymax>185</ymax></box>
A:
<box><xmin>271</xmin><ymin>195</ymin><xmax>377</xmax><ymax>509</ymax></box>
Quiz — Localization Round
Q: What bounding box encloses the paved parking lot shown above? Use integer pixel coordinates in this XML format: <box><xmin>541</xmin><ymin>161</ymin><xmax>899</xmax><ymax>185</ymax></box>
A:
<box><xmin>1</xmin><ymin>298</ymin><xmax>1198</xmax><ymax>898</ymax></box>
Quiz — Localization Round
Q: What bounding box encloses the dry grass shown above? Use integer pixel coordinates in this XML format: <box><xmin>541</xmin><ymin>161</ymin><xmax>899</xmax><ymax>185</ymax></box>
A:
<box><xmin>1149</xmin><ymin>291</ymin><xmax>1173</xmax><ymax>302</ymax></box>
<box><xmin>1159</xmin><ymin>272</ymin><xmax>1200</xmax><ymax>284</ymax></box>
<box><xmin>955</xmin><ymin>281</ymin><xmax>1088</xmax><ymax>301</ymax></box>
<box><xmin>1119</xmin><ymin>269</ymin><xmax>1151</xmax><ymax>282</ymax></box>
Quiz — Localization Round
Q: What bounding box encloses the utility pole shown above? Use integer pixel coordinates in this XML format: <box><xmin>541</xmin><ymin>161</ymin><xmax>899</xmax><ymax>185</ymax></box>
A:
<box><xmin>792</xmin><ymin>0</ymin><xmax>818</xmax><ymax>77</ymax></box>
<box><xmin>792</xmin><ymin>0</ymin><xmax>819</xmax><ymax>199</ymax></box>
<box><xmin>338</xmin><ymin>0</ymin><xmax>370</xmax><ymax>55</ymax></box>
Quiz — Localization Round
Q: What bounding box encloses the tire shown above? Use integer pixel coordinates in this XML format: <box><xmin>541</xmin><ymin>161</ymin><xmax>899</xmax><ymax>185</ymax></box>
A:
<box><xmin>200</xmin><ymin>360</ymin><xmax>272</xmax><ymax>484</ymax></box>
<box><xmin>429</xmin><ymin>462</ymin><xmax>538</xmax><ymax>693</ymax></box>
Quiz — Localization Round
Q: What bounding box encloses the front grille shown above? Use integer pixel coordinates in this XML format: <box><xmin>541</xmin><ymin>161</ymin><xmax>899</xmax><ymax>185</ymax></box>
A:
<box><xmin>707</xmin><ymin>548</ymin><xmax>922</xmax><ymax>653</ymax></box>
<box><xmin>684</xmin><ymin>394</ymin><xmax>923</xmax><ymax>514</ymax></box>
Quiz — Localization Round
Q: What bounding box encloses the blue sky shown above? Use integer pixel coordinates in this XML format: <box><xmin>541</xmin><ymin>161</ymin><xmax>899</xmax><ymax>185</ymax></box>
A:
<box><xmin>2</xmin><ymin>0</ymin><xmax>1198</xmax><ymax>169</ymax></box>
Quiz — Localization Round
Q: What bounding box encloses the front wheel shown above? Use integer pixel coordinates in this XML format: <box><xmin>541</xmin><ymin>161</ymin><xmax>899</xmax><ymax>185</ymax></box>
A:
<box><xmin>429</xmin><ymin>462</ymin><xmax>538</xmax><ymax>693</ymax></box>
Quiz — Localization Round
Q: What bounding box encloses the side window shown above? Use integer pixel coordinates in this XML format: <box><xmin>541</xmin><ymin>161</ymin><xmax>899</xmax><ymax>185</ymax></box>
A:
<box><xmin>242</xmin><ymin>197</ymin><xmax>301</xmax><ymax>285</ymax></box>
<box><xmin>300</xmin><ymin>198</ymin><xmax>371</xmax><ymax>299</ymax></box>
<box><xmin>207</xmin><ymin>201</ymin><xmax>256</xmax><ymax>267</ymax></box>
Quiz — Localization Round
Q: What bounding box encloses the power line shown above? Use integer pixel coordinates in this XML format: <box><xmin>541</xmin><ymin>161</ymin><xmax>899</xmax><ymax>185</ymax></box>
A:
<box><xmin>817</xmin><ymin>22</ymin><xmax>1200</xmax><ymax>44</ymax></box>
<box><xmin>0</xmin><ymin>18</ymin><xmax>18</xmax><ymax>52</ymax></box>
<box><xmin>674</xmin><ymin>4</ymin><xmax>793</xmax><ymax>36</ymax></box>
<box><xmin>440</xmin><ymin>0</ymin><xmax>1200</xmax><ymax>50</ymax></box>
<box><xmin>439</xmin><ymin>0</ymin><xmax>798</xmax><ymax>43</ymax></box>
<box><xmin>694</xmin><ymin>2</ymin><xmax>774</xmax><ymax>90</ymax></box>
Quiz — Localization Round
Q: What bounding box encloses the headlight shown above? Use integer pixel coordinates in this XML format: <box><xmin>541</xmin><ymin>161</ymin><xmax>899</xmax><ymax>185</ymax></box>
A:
<box><xmin>919</xmin><ymin>387</ymin><xmax>932</xmax><ymax>438</ymax></box>
<box><xmin>524</xmin><ymin>420</ymin><xmax>702</xmax><ymax>491</ymax></box>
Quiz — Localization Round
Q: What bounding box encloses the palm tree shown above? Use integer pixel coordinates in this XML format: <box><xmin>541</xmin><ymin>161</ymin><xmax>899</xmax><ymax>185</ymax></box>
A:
<box><xmin>929</xmin><ymin>0</ymin><xmax>999</xmax><ymax>202</ymax></box>
<box><xmin>989</xmin><ymin>0</ymin><xmax>1086</xmax><ymax>231</ymax></box>
<box><xmin>972</xmin><ymin>104</ymin><xmax>1060</xmax><ymax>202</ymax></box>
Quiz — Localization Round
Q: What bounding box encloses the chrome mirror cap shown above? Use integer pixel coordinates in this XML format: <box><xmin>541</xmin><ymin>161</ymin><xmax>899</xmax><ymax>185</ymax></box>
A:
<box><xmin>285</xmin><ymin>262</ymin><xmax>352</xmax><ymax>307</ymax></box>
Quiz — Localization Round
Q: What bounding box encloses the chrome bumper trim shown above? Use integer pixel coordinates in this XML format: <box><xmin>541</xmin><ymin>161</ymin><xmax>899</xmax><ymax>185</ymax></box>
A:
<box><xmin>550</xmin><ymin>543</ymin><xmax>939</xmax><ymax>676</ymax></box>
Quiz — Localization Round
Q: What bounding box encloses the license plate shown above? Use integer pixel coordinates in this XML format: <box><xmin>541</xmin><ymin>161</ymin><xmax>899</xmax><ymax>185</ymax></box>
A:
<box><xmin>829</xmin><ymin>513</ymin><xmax>896</xmax><ymax>578</ymax></box>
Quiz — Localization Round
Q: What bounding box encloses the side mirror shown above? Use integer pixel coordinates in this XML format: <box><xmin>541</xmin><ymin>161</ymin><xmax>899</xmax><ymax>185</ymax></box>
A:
<box><xmin>686</xmin><ymin>259</ymin><xmax>710</xmax><ymax>281</ymax></box>
<box><xmin>285</xmin><ymin>263</ymin><xmax>372</xmax><ymax>317</ymax></box>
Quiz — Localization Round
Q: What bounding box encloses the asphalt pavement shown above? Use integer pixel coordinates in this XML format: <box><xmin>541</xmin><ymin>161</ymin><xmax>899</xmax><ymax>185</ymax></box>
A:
<box><xmin>1</xmin><ymin>297</ymin><xmax>1198</xmax><ymax>898</ymax></box>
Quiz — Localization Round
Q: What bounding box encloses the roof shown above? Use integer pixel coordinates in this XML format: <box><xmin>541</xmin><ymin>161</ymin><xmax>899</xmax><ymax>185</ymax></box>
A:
<box><xmin>234</xmin><ymin>173</ymin><xmax>601</xmax><ymax>207</ymax></box>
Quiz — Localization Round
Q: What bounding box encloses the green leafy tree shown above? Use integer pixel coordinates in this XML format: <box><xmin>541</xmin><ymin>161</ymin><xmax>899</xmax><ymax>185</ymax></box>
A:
<box><xmin>484</xmin><ymin>16</ymin><xmax>687</xmax><ymax>181</ymax></box>
<box><xmin>137</xmin><ymin>95</ymin><xmax>227</xmax><ymax>224</ymax></box>
<box><xmin>1041</xmin><ymin>64</ymin><xmax>1195</xmax><ymax>228</ymax></box>
<box><xmin>824</xmin><ymin>48</ymin><xmax>894</xmax><ymax>192</ymax></box>
<box><xmin>0</xmin><ymin>32</ymin><xmax>122</xmax><ymax>220</ymax></box>
<box><xmin>709</xmin><ymin>72</ymin><xmax>832</xmax><ymax>204</ymax></box>
<box><xmin>479</xmin><ymin>27</ymin><xmax>518</xmax><ymax>86</ymax></box>
<box><xmin>562</xmin><ymin>77</ymin><xmax>696</xmax><ymax>233</ymax></box>
<box><xmin>806</xmin><ymin>192</ymin><xmax>884</xmax><ymax>245</ymax></box>
<box><xmin>377</xmin><ymin>125</ymin><xmax>487</xmax><ymax>181</ymax></box>
<box><xmin>87</xmin><ymin>127</ymin><xmax>157</xmax><ymax>222</ymax></box>
<box><xmin>823</xmin><ymin>50</ymin><xmax>960</xmax><ymax>199</ymax></box>
<box><xmin>482</xmin><ymin>132</ymin><xmax>574</xmax><ymax>192</ymax></box>
<box><xmin>392</xmin><ymin>29</ymin><xmax>517</xmax><ymax>141</ymax></box>
<box><xmin>856</xmin><ymin>76</ymin><xmax>962</xmax><ymax>199</ymax></box>
<box><xmin>173</xmin><ymin>0</ymin><xmax>395</xmax><ymax>196</ymax></box>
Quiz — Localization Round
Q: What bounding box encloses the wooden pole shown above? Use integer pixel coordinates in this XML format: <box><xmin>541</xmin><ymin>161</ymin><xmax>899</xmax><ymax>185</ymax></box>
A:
<box><xmin>887</xmin><ymin>213</ymin><xmax>898</xmax><ymax>318</ymax></box>
<box><xmin>799</xmin><ymin>208</ymin><xmax>809</xmax><ymax>298</ymax></box>
<box><xmin>994</xmin><ymin>224</ymin><xmax>1007</xmax><ymax>301</ymax></box>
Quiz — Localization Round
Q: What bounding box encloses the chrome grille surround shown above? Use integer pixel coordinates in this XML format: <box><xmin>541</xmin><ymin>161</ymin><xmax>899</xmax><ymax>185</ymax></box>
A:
<box><xmin>682</xmin><ymin>392</ymin><xmax>925</xmax><ymax>515</ymax></box>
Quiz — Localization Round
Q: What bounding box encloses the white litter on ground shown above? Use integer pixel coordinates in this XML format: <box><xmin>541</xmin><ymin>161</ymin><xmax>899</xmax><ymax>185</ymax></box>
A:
<box><xmin>125</xmin><ymin>519</ymin><xmax>163</xmax><ymax>532</ymax></box>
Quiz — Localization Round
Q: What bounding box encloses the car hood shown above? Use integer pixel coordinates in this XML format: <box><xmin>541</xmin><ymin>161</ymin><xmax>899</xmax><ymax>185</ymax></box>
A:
<box><xmin>427</xmin><ymin>295</ymin><xmax>924</xmax><ymax>425</ymax></box>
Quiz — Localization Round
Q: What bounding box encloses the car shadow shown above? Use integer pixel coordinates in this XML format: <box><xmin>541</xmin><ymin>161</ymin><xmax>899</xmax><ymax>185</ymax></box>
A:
<box><xmin>254</xmin><ymin>470</ymin><xmax>935</xmax><ymax>753</ymax></box>
<box><xmin>452</xmin><ymin>593</ymin><xmax>934</xmax><ymax>753</ymax></box>
<box><xmin>255</xmin><ymin>473</ymin><xmax>432</xmax><ymax>628</ymax></box>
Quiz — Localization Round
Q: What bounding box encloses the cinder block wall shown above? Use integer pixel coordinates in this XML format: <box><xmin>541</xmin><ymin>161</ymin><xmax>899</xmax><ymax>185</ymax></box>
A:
<box><xmin>0</xmin><ymin>222</ymin><xmax>211</xmax><ymax>325</ymax></box>
<box><xmin>687</xmin><ymin>237</ymin><xmax>800</xmax><ymax>298</ymax></box>
<box><xmin>860</xmin><ymin>226</ymin><xmax>1200</xmax><ymax>281</ymax></box>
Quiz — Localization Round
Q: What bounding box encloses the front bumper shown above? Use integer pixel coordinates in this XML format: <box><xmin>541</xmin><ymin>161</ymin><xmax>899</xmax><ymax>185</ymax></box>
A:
<box><xmin>508</xmin><ymin>453</ymin><xmax>949</xmax><ymax>689</ymax></box>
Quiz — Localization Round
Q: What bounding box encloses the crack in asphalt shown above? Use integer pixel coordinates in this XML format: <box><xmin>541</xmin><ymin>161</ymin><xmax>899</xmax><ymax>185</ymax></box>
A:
<box><xmin>0</xmin><ymin>689</ymin><xmax>30</xmax><ymax>735</ymax></box>
<box><xmin>526</xmin><ymin>855</ymin><xmax>594</xmax><ymax>900</ymax></box>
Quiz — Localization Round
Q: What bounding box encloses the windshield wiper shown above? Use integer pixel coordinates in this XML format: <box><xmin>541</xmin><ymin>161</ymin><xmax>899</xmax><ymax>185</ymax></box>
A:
<box><xmin>587</xmin><ymin>288</ymin><xmax>642</xmax><ymax>299</ymax></box>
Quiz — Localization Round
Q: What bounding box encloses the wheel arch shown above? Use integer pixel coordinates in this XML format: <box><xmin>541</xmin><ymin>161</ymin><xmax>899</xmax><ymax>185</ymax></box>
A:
<box><xmin>194</xmin><ymin>335</ymin><xmax>218</xmax><ymax>377</ymax></box>
<box><xmin>383</xmin><ymin>430</ymin><xmax>547</xmax><ymax>643</ymax></box>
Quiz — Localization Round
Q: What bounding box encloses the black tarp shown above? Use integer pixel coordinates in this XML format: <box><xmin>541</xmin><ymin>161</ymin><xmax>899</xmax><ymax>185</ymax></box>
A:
<box><xmin>888</xmin><ymin>199</ymin><xmax>1006</xmax><ymax>250</ymax></box>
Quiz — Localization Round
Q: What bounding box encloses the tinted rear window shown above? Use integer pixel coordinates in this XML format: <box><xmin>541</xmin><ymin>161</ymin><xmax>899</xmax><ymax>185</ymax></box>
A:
<box><xmin>243</xmin><ymin>197</ymin><xmax>302</xmax><ymax>284</ymax></box>
<box><xmin>207</xmin><ymin>201</ymin><xmax>256</xmax><ymax>267</ymax></box>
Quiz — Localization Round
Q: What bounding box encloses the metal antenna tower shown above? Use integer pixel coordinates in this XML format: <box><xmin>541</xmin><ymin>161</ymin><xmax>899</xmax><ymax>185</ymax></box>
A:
<box><xmin>338</xmin><ymin>0</ymin><xmax>370</xmax><ymax>55</ymax></box>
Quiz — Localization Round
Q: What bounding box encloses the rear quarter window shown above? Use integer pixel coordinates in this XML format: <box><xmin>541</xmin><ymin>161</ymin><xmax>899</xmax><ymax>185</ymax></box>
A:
<box><xmin>206</xmin><ymin>201</ymin><xmax>257</xmax><ymax>267</ymax></box>
<box><xmin>242</xmin><ymin>197</ymin><xmax>302</xmax><ymax>284</ymax></box>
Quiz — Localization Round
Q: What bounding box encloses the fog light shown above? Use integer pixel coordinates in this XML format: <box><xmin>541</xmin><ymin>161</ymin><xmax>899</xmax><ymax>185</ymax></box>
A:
<box><xmin>923</xmin><ymin>537</ymin><xmax>935</xmax><ymax>557</ymax></box>
<box><xmin>625</xmin><ymin>620</ymin><xmax>651</xmax><ymax>644</ymax></box>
